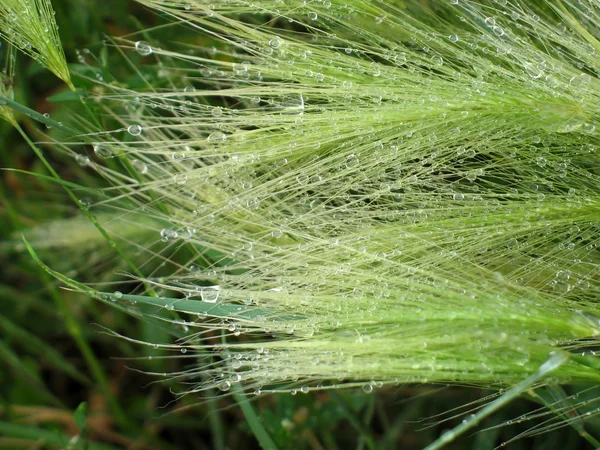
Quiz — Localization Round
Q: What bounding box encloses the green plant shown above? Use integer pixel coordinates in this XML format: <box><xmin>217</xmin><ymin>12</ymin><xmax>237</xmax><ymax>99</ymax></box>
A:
<box><xmin>2</xmin><ymin>0</ymin><xmax>600</xmax><ymax>448</ymax></box>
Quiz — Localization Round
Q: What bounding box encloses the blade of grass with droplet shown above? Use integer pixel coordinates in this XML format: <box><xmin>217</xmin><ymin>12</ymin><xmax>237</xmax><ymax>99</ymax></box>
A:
<box><xmin>218</xmin><ymin>331</ymin><xmax>278</xmax><ymax>450</ymax></box>
<box><xmin>116</xmin><ymin>292</ymin><xmax>288</xmax><ymax>321</ymax></box>
<box><xmin>538</xmin><ymin>383</ymin><xmax>600</xmax><ymax>448</ymax></box>
<box><xmin>424</xmin><ymin>352</ymin><xmax>570</xmax><ymax>450</ymax></box>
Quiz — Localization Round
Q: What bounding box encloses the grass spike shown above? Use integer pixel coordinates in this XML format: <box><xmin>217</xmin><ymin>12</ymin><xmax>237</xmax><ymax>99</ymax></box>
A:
<box><xmin>0</xmin><ymin>0</ymin><xmax>72</xmax><ymax>88</ymax></box>
<box><xmin>7</xmin><ymin>0</ymin><xmax>600</xmax><ymax>447</ymax></box>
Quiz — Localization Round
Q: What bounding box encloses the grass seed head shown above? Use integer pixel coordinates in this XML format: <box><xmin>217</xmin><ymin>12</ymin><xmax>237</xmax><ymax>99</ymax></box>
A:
<box><xmin>0</xmin><ymin>0</ymin><xmax>72</xmax><ymax>88</ymax></box>
<box><xmin>10</xmin><ymin>0</ymin><xmax>600</xmax><ymax>427</ymax></box>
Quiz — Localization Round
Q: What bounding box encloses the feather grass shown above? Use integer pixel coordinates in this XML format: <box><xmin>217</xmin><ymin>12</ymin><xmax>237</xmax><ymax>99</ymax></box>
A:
<box><xmin>0</xmin><ymin>0</ymin><xmax>72</xmax><ymax>87</ymax></box>
<box><xmin>67</xmin><ymin>0</ymin><xmax>600</xmax><ymax>393</ymax></box>
<box><xmin>4</xmin><ymin>0</ymin><xmax>600</xmax><ymax>447</ymax></box>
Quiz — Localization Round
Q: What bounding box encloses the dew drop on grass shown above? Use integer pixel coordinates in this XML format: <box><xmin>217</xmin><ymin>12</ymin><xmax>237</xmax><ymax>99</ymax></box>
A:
<box><xmin>345</xmin><ymin>154</ymin><xmax>359</xmax><ymax>168</ymax></box>
<box><xmin>282</xmin><ymin>95</ymin><xmax>305</xmax><ymax>114</ymax></box>
<box><xmin>135</xmin><ymin>40</ymin><xmax>153</xmax><ymax>56</ymax></box>
<box><xmin>218</xmin><ymin>381</ymin><xmax>231</xmax><ymax>392</ymax></box>
<box><xmin>174</xmin><ymin>173</ymin><xmax>188</xmax><ymax>185</ymax></box>
<box><xmin>233</xmin><ymin>63</ymin><xmax>249</xmax><ymax>76</ymax></box>
<box><xmin>493</xmin><ymin>26</ymin><xmax>505</xmax><ymax>37</ymax></box>
<box><xmin>132</xmin><ymin>159</ymin><xmax>148</xmax><ymax>174</ymax></box>
<box><xmin>484</xmin><ymin>17</ymin><xmax>496</xmax><ymax>27</ymax></box>
<box><xmin>584</xmin><ymin>123</ymin><xmax>596</xmax><ymax>133</ymax></box>
<box><xmin>160</xmin><ymin>228</ymin><xmax>178</xmax><ymax>242</ymax></box>
<box><xmin>127</xmin><ymin>124</ymin><xmax>143</xmax><ymax>136</ymax></box>
<box><xmin>211</xmin><ymin>107</ymin><xmax>223</xmax><ymax>117</ymax></box>
<box><xmin>449</xmin><ymin>34</ymin><xmax>459</xmax><ymax>43</ymax></box>
<box><xmin>207</xmin><ymin>131</ymin><xmax>226</xmax><ymax>143</ymax></box>
<box><xmin>114</xmin><ymin>291</ymin><xmax>123</xmax><ymax>299</ymax></box>
<box><xmin>525</xmin><ymin>64</ymin><xmax>543</xmax><ymax>79</ymax></box>
<box><xmin>308</xmin><ymin>11</ymin><xmax>318</xmax><ymax>21</ymax></box>
<box><xmin>93</xmin><ymin>143</ymin><xmax>112</xmax><ymax>159</ymax></box>
<box><xmin>75</xmin><ymin>154</ymin><xmax>90</xmax><ymax>166</ymax></box>
<box><xmin>362</xmin><ymin>383</ymin><xmax>374</xmax><ymax>393</ymax></box>
<box><xmin>268</xmin><ymin>36</ymin><xmax>282</xmax><ymax>49</ymax></box>
<box><xmin>393</xmin><ymin>53</ymin><xmax>407</xmax><ymax>65</ymax></box>
<box><xmin>431</xmin><ymin>55</ymin><xmax>443</xmax><ymax>66</ymax></box>
<box><xmin>296</xmin><ymin>174</ymin><xmax>309</xmax><ymax>185</ymax></box>
<box><xmin>201</xmin><ymin>286</ymin><xmax>220</xmax><ymax>303</ymax></box>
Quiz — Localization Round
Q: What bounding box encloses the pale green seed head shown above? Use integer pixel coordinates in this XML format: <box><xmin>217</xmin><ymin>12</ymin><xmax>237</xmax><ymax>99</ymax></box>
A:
<box><xmin>26</xmin><ymin>0</ymin><xmax>600</xmax><ymax>409</ymax></box>
<box><xmin>0</xmin><ymin>46</ymin><xmax>16</xmax><ymax>125</ymax></box>
<box><xmin>0</xmin><ymin>0</ymin><xmax>72</xmax><ymax>88</ymax></box>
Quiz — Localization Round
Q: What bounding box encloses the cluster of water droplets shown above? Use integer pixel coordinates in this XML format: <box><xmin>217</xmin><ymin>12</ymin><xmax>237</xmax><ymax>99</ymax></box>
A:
<box><xmin>76</xmin><ymin>0</ymin><xmax>600</xmax><ymax>398</ymax></box>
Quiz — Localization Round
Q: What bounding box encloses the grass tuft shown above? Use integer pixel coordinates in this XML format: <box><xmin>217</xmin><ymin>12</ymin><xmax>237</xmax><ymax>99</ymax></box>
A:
<box><xmin>0</xmin><ymin>0</ymin><xmax>72</xmax><ymax>88</ymax></box>
<box><xmin>4</xmin><ymin>0</ymin><xmax>600</xmax><ymax>447</ymax></box>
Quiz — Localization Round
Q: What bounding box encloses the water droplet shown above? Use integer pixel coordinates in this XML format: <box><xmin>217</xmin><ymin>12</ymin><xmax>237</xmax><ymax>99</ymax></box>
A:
<box><xmin>132</xmin><ymin>159</ymin><xmax>148</xmax><ymax>174</ymax></box>
<box><xmin>448</xmin><ymin>34</ymin><xmax>459</xmax><ymax>43</ymax></box>
<box><xmin>135</xmin><ymin>40</ymin><xmax>153</xmax><ymax>56</ymax></box>
<box><xmin>218</xmin><ymin>381</ymin><xmax>231</xmax><ymax>392</ymax></box>
<box><xmin>114</xmin><ymin>291</ymin><xmax>123</xmax><ymax>299</ymax></box>
<box><xmin>431</xmin><ymin>55</ymin><xmax>443</xmax><ymax>66</ymax></box>
<box><xmin>201</xmin><ymin>286</ymin><xmax>220</xmax><ymax>303</ymax></box>
<box><xmin>75</xmin><ymin>154</ymin><xmax>90</xmax><ymax>166</ymax></box>
<box><xmin>127</xmin><ymin>124</ymin><xmax>142</xmax><ymax>136</ymax></box>
<box><xmin>584</xmin><ymin>123</ymin><xmax>596</xmax><ymax>133</ymax></box>
<box><xmin>493</xmin><ymin>26</ymin><xmax>505</xmax><ymax>37</ymax></box>
<box><xmin>93</xmin><ymin>143</ymin><xmax>112</xmax><ymax>159</ymax></box>
<box><xmin>484</xmin><ymin>17</ymin><xmax>496</xmax><ymax>27</ymax></box>
<box><xmin>207</xmin><ymin>131</ymin><xmax>226</xmax><ymax>143</ymax></box>
<box><xmin>345</xmin><ymin>154</ymin><xmax>359</xmax><ymax>168</ymax></box>
<box><xmin>174</xmin><ymin>173</ymin><xmax>188</xmax><ymax>185</ymax></box>
<box><xmin>160</xmin><ymin>228</ymin><xmax>178</xmax><ymax>242</ymax></box>
<box><xmin>362</xmin><ymin>384</ymin><xmax>374</xmax><ymax>393</ymax></box>
<box><xmin>525</xmin><ymin>63</ymin><xmax>543</xmax><ymax>79</ymax></box>
<box><xmin>308</xmin><ymin>11</ymin><xmax>317</xmax><ymax>21</ymax></box>
<box><xmin>268</xmin><ymin>36</ymin><xmax>282</xmax><ymax>49</ymax></box>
